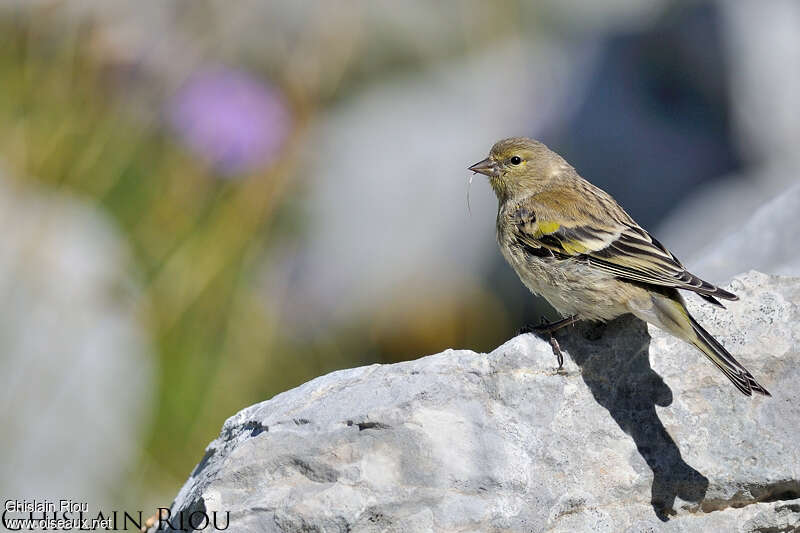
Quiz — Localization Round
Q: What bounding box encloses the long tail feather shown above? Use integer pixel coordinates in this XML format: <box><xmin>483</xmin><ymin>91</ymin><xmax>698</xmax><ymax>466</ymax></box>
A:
<box><xmin>687</xmin><ymin>315</ymin><xmax>770</xmax><ymax>397</ymax></box>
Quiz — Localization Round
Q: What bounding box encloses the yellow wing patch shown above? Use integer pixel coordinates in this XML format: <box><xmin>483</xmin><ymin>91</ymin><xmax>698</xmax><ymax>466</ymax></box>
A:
<box><xmin>534</xmin><ymin>221</ymin><xmax>560</xmax><ymax>237</ymax></box>
<box><xmin>561</xmin><ymin>240</ymin><xmax>589</xmax><ymax>254</ymax></box>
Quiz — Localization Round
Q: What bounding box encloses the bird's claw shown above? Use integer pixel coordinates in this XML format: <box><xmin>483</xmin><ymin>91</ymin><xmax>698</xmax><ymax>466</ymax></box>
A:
<box><xmin>520</xmin><ymin>316</ymin><xmax>565</xmax><ymax>370</ymax></box>
<box><xmin>518</xmin><ymin>316</ymin><xmax>555</xmax><ymax>336</ymax></box>
<box><xmin>549</xmin><ymin>335</ymin><xmax>564</xmax><ymax>370</ymax></box>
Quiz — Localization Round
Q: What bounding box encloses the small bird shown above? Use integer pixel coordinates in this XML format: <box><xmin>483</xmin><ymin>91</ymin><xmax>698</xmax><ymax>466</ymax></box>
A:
<box><xmin>469</xmin><ymin>137</ymin><xmax>769</xmax><ymax>396</ymax></box>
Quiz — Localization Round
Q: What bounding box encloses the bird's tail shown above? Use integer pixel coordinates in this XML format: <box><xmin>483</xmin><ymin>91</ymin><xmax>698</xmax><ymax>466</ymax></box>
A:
<box><xmin>629</xmin><ymin>291</ymin><xmax>770</xmax><ymax>397</ymax></box>
<box><xmin>686</xmin><ymin>314</ymin><xmax>770</xmax><ymax>397</ymax></box>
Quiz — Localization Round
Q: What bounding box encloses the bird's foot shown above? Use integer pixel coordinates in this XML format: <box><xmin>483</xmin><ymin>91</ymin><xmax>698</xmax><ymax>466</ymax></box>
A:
<box><xmin>519</xmin><ymin>314</ymin><xmax>580</xmax><ymax>335</ymax></box>
<box><xmin>549</xmin><ymin>335</ymin><xmax>564</xmax><ymax>370</ymax></box>
<box><xmin>519</xmin><ymin>315</ymin><xmax>578</xmax><ymax>370</ymax></box>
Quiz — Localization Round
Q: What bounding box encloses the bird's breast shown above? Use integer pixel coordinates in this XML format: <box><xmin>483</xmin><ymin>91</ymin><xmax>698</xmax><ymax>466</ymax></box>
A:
<box><xmin>496</xmin><ymin>229</ymin><xmax>632</xmax><ymax>321</ymax></box>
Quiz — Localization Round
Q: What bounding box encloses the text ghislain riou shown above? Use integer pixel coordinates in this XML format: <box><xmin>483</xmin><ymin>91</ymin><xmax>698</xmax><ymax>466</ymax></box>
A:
<box><xmin>5</xmin><ymin>500</ymin><xmax>88</xmax><ymax>514</ymax></box>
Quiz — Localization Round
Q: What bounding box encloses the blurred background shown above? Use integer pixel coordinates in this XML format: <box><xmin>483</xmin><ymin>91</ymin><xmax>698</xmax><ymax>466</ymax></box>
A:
<box><xmin>1</xmin><ymin>0</ymin><xmax>798</xmax><ymax>514</ymax></box>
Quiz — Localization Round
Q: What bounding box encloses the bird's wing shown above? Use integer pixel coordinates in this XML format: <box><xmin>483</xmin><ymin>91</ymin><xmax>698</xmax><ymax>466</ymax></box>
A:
<box><xmin>509</xmin><ymin>191</ymin><xmax>738</xmax><ymax>302</ymax></box>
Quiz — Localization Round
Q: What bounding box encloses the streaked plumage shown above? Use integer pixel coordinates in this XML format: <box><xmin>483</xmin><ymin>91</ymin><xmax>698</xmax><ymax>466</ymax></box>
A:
<box><xmin>470</xmin><ymin>137</ymin><xmax>769</xmax><ymax>396</ymax></box>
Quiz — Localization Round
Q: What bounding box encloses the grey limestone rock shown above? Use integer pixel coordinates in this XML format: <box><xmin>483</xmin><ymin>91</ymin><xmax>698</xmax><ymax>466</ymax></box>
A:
<box><xmin>162</xmin><ymin>271</ymin><xmax>799</xmax><ymax>532</ymax></box>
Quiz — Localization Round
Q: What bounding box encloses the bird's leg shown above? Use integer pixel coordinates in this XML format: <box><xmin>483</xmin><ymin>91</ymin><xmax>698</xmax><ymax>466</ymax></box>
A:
<box><xmin>519</xmin><ymin>315</ymin><xmax>579</xmax><ymax>370</ymax></box>
<box><xmin>549</xmin><ymin>334</ymin><xmax>564</xmax><ymax>370</ymax></box>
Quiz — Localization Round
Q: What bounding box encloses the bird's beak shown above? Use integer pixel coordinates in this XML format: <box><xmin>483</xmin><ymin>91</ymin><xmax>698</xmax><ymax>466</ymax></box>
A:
<box><xmin>468</xmin><ymin>157</ymin><xmax>499</xmax><ymax>177</ymax></box>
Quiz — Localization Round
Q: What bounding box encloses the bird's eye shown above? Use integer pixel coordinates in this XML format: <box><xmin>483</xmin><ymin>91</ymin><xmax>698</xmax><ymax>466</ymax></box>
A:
<box><xmin>510</xmin><ymin>156</ymin><xmax>522</xmax><ymax>165</ymax></box>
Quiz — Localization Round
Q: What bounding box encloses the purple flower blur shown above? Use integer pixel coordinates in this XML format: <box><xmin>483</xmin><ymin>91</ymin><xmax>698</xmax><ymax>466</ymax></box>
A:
<box><xmin>168</xmin><ymin>67</ymin><xmax>291</xmax><ymax>176</ymax></box>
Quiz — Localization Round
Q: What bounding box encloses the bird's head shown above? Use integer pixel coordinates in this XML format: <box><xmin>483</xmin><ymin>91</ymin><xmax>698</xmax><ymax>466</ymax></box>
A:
<box><xmin>469</xmin><ymin>137</ymin><xmax>562</xmax><ymax>201</ymax></box>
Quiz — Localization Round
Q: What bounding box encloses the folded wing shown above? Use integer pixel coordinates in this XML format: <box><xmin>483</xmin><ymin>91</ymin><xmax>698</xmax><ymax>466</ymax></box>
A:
<box><xmin>509</xmin><ymin>196</ymin><xmax>738</xmax><ymax>302</ymax></box>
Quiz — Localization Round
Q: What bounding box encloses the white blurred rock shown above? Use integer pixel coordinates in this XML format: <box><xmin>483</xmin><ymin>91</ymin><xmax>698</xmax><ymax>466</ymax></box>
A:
<box><xmin>278</xmin><ymin>38</ymin><xmax>577</xmax><ymax>323</ymax></box>
<box><xmin>162</xmin><ymin>271</ymin><xmax>799</xmax><ymax>532</ymax></box>
<box><xmin>655</xmin><ymin>163</ymin><xmax>800</xmax><ymax>269</ymax></box>
<box><xmin>689</xmin><ymin>183</ymin><xmax>800</xmax><ymax>283</ymax></box>
<box><xmin>0</xmin><ymin>172</ymin><xmax>154</xmax><ymax>508</ymax></box>
<box><xmin>658</xmin><ymin>0</ymin><xmax>800</xmax><ymax>268</ymax></box>
<box><xmin>721</xmin><ymin>0</ymin><xmax>800</xmax><ymax>163</ymax></box>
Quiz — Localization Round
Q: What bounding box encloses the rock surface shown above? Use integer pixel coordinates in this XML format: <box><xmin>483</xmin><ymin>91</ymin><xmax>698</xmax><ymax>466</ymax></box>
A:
<box><xmin>163</xmin><ymin>271</ymin><xmax>799</xmax><ymax>532</ymax></box>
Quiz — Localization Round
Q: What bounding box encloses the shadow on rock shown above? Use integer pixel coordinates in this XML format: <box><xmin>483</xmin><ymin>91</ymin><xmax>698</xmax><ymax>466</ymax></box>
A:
<box><xmin>552</xmin><ymin>314</ymin><xmax>709</xmax><ymax>521</ymax></box>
